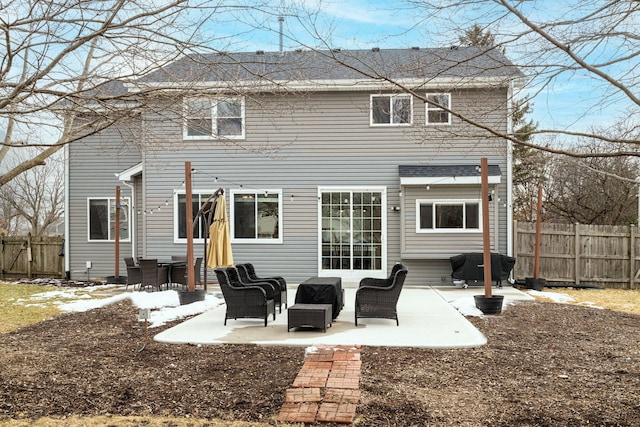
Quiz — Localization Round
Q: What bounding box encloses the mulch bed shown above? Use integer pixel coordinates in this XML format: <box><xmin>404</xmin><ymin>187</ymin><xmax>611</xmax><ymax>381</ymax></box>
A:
<box><xmin>0</xmin><ymin>298</ymin><xmax>639</xmax><ymax>425</ymax></box>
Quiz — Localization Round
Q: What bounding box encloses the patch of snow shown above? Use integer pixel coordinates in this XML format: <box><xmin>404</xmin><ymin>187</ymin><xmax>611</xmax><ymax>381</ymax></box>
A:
<box><xmin>20</xmin><ymin>285</ymin><xmax>224</xmax><ymax>328</ymax></box>
<box><xmin>527</xmin><ymin>290</ymin><xmax>575</xmax><ymax>303</ymax></box>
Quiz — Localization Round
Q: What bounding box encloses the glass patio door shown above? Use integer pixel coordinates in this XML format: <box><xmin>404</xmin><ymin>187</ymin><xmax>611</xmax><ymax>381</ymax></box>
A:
<box><xmin>319</xmin><ymin>189</ymin><xmax>385</xmax><ymax>279</ymax></box>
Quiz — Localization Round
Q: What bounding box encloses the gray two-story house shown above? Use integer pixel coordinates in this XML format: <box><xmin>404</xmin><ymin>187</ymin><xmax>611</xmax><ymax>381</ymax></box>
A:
<box><xmin>64</xmin><ymin>47</ymin><xmax>521</xmax><ymax>286</ymax></box>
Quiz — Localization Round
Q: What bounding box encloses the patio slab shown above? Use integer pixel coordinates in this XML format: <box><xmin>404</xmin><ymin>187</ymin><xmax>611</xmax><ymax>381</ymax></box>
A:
<box><xmin>154</xmin><ymin>285</ymin><xmax>533</xmax><ymax>348</ymax></box>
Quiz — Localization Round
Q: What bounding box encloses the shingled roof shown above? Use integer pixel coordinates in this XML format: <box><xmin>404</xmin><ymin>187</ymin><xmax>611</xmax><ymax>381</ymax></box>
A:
<box><xmin>137</xmin><ymin>46</ymin><xmax>521</xmax><ymax>85</ymax></box>
<box><xmin>399</xmin><ymin>164</ymin><xmax>501</xmax><ymax>178</ymax></box>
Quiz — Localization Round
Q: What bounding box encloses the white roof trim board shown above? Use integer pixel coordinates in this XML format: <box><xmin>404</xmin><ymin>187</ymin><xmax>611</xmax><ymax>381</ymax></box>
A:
<box><xmin>116</xmin><ymin>163</ymin><xmax>142</xmax><ymax>181</ymax></box>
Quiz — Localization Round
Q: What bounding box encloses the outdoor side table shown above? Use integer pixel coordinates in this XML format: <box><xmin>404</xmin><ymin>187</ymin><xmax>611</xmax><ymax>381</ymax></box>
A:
<box><xmin>287</xmin><ymin>304</ymin><xmax>332</xmax><ymax>332</ymax></box>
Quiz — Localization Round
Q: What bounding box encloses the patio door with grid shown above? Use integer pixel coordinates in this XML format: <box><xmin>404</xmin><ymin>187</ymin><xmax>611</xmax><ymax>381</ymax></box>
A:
<box><xmin>319</xmin><ymin>188</ymin><xmax>386</xmax><ymax>280</ymax></box>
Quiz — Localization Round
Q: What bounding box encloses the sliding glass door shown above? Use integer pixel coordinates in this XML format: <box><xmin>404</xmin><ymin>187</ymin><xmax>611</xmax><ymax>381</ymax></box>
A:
<box><xmin>319</xmin><ymin>188</ymin><xmax>386</xmax><ymax>279</ymax></box>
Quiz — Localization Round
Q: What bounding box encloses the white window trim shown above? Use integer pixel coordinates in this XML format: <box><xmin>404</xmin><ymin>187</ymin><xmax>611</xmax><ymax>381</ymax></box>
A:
<box><xmin>230</xmin><ymin>189</ymin><xmax>283</xmax><ymax>244</ymax></box>
<box><xmin>370</xmin><ymin>94</ymin><xmax>413</xmax><ymax>126</ymax></box>
<box><xmin>87</xmin><ymin>197</ymin><xmax>132</xmax><ymax>242</ymax></box>
<box><xmin>425</xmin><ymin>92</ymin><xmax>451</xmax><ymax>125</ymax></box>
<box><xmin>183</xmin><ymin>96</ymin><xmax>246</xmax><ymax>140</ymax></box>
<box><xmin>415</xmin><ymin>198</ymin><xmax>482</xmax><ymax>233</ymax></box>
<box><xmin>173</xmin><ymin>189</ymin><xmax>218</xmax><ymax>244</ymax></box>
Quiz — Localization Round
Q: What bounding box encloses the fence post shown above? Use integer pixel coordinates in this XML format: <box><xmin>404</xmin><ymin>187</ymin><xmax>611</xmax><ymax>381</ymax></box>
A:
<box><xmin>27</xmin><ymin>233</ymin><xmax>32</xmax><ymax>279</ymax></box>
<box><xmin>630</xmin><ymin>224</ymin><xmax>636</xmax><ymax>290</ymax></box>
<box><xmin>1</xmin><ymin>234</ymin><xmax>4</xmax><ymax>280</ymax></box>
<box><xmin>574</xmin><ymin>223</ymin><xmax>580</xmax><ymax>285</ymax></box>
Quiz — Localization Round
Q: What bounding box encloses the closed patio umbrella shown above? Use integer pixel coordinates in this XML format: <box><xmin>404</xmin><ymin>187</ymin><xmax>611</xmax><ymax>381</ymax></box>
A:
<box><xmin>206</xmin><ymin>194</ymin><xmax>234</xmax><ymax>268</ymax></box>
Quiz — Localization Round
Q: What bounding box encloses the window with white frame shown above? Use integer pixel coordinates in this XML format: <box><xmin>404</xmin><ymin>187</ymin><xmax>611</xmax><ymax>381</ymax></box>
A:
<box><xmin>417</xmin><ymin>199</ymin><xmax>480</xmax><ymax>232</ymax></box>
<box><xmin>175</xmin><ymin>191</ymin><xmax>214</xmax><ymax>242</ymax></box>
<box><xmin>425</xmin><ymin>93</ymin><xmax>451</xmax><ymax>124</ymax></box>
<box><xmin>370</xmin><ymin>94</ymin><xmax>412</xmax><ymax>125</ymax></box>
<box><xmin>88</xmin><ymin>198</ymin><xmax>130</xmax><ymax>241</ymax></box>
<box><xmin>231</xmin><ymin>190</ymin><xmax>282</xmax><ymax>243</ymax></box>
<box><xmin>184</xmin><ymin>97</ymin><xmax>245</xmax><ymax>138</ymax></box>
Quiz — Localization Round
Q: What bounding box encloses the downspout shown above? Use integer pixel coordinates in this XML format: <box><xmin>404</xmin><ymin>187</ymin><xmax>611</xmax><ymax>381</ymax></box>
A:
<box><xmin>63</xmin><ymin>142</ymin><xmax>70</xmax><ymax>278</ymax></box>
<box><xmin>122</xmin><ymin>180</ymin><xmax>136</xmax><ymax>259</ymax></box>
<box><xmin>506</xmin><ymin>81</ymin><xmax>514</xmax><ymax>257</ymax></box>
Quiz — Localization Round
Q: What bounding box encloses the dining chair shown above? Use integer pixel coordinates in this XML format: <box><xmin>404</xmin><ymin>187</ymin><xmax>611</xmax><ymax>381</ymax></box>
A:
<box><xmin>124</xmin><ymin>257</ymin><xmax>141</xmax><ymax>291</ymax></box>
<box><xmin>139</xmin><ymin>259</ymin><xmax>168</xmax><ymax>292</ymax></box>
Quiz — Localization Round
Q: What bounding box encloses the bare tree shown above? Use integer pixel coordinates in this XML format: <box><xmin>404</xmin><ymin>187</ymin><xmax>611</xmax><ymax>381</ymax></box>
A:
<box><xmin>0</xmin><ymin>150</ymin><xmax>64</xmax><ymax>236</ymax></box>
<box><xmin>0</xmin><ymin>0</ymin><xmax>273</xmax><ymax>185</ymax></box>
<box><xmin>543</xmin><ymin>140</ymin><xmax>639</xmax><ymax>225</ymax></box>
<box><xmin>405</xmin><ymin>0</ymin><xmax>640</xmax><ymax>159</ymax></box>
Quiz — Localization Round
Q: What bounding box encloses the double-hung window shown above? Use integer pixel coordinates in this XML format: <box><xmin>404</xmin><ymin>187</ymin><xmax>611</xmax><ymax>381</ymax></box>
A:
<box><xmin>370</xmin><ymin>94</ymin><xmax>412</xmax><ymax>125</ymax></box>
<box><xmin>184</xmin><ymin>97</ymin><xmax>245</xmax><ymax>139</ymax></box>
<box><xmin>87</xmin><ymin>198</ymin><xmax>130</xmax><ymax>241</ymax></box>
<box><xmin>231</xmin><ymin>190</ymin><xmax>282</xmax><ymax>243</ymax></box>
<box><xmin>417</xmin><ymin>199</ymin><xmax>480</xmax><ymax>232</ymax></box>
<box><xmin>425</xmin><ymin>93</ymin><xmax>451</xmax><ymax>124</ymax></box>
<box><xmin>174</xmin><ymin>191</ymin><xmax>214</xmax><ymax>242</ymax></box>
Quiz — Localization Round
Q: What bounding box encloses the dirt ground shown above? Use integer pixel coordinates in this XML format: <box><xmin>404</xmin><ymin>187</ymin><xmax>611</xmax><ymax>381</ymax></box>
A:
<box><xmin>0</xmin><ymin>297</ymin><xmax>639</xmax><ymax>426</ymax></box>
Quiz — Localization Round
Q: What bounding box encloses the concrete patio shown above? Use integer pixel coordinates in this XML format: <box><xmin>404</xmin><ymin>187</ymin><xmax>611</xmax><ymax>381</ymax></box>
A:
<box><xmin>154</xmin><ymin>285</ymin><xmax>534</xmax><ymax>348</ymax></box>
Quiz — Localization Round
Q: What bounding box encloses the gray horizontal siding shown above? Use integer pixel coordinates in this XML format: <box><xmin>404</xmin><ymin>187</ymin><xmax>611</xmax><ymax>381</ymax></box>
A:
<box><xmin>67</xmin><ymin>122</ymin><xmax>142</xmax><ymax>279</ymax></box>
<box><xmin>69</xmin><ymin>87</ymin><xmax>510</xmax><ymax>286</ymax></box>
<box><xmin>401</xmin><ymin>185</ymin><xmax>499</xmax><ymax>259</ymax></box>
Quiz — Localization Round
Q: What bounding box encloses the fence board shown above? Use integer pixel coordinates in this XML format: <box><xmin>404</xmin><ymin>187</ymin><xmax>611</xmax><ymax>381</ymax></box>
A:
<box><xmin>514</xmin><ymin>221</ymin><xmax>638</xmax><ymax>289</ymax></box>
<box><xmin>1</xmin><ymin>235</ymin><xmax>64</xmax><ymax>279</ymax></box>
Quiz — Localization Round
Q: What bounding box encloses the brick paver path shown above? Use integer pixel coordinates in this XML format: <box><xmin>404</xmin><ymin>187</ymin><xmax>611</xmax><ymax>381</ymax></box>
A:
<box><xmin>278</xmin><ymin>345</ymin><xmax>362</xmax><ymax>424</ymax></box>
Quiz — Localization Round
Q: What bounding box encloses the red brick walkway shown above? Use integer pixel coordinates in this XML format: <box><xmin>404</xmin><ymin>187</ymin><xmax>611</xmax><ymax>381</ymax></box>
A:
<box><xmin>278</xmin><ymin>345</ymin><xmax>362</xmax><ymax>424</ymax></box>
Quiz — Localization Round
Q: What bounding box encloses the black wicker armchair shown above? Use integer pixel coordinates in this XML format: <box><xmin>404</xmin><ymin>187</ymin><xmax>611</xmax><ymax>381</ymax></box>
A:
<box><xmin>241</xmin><ymin>263</ymin><xmax>288</xmax><ymax>310</ymax></box>
<box><xmin>358</xmin><ymin>263</ymin><xmax>406</xmax><ymax>288</ymax></box>
<box><xmin>215</xmin><ymin>268</ymin><xmax>276</xmax><ymax>327</ymax></box>
<box><xmin>225</xmin><ymin>267</ymin><xmax>279</xmax><ymax>313</ymax></box>
<box><xmin>355</xmin><ymin>266</ymin><xmax>407</xmax><ymax>326</ymax></box>
<box><xmin>237</xmin><ymin>264</ymin><xmax>284</xmax><ymax>312</ymax></box>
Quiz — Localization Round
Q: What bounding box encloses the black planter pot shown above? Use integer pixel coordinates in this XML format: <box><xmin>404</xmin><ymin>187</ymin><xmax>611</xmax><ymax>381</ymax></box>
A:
<box><xmin>474</xmin><ymin>295</ymin><xmax>505</xmax><ymax>315</ymax></box>
<box><xmin>178</xmin><ymin>289</ymin><xmax>207</xmax><ymax>305</ymax></box>
<box><xmin>106</xmin><ymin>275</ymin><xmax>126</xmax><ymax>285</ymax></box>
<box><xmin>525</xmin><ymin>277</ymin><xmax>546</xmax><ymax>291</ymax></box>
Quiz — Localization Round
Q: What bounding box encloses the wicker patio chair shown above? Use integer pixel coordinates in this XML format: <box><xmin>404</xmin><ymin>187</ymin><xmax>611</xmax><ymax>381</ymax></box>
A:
<box><xmin>355</xmin><ymin>266</ymin><xmax>407</xmax><ymax>326</ymax></box>
<box><xmin>358</xmin><ymin>263</ymin><xmax>406</xmax><ymax>288</ymax></box>
<box><xmin>169</xmin><ymin>264</ymin><xmax>187</xmax><ymax>289</ymax></box>
<box><xmin>215</xmin><ymin>268</ymin><xmax>275</xmax><ymax>327</ymax></box>
<box><xmin>138</xmin><ymin>259</ymin><xmax>168</xmax><ymax>292</ymax></box>
<box><xmin>237</xmin><ymin>264</ymin><xmax>284</xmax><ymax>313</ymax></box>
<box><xmin>124</xmin><ymin>257</ymin><xmax>141</xmax><ymax>291</ymax></box>
<box><xmin>225</xmin><ymin>267</ymin><xmax>279</xmax><ymax>313</ymax></box>
<box><xmin>242</xmin><ymin>263</ymin><xmax>288</xmax><ymax>309</ymax></box>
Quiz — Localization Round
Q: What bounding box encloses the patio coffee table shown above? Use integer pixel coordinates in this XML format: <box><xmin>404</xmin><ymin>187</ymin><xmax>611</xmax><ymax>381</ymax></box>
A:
<box><xmin>287</xmin><ymin>304</ymin><xmax>332</xmax><ymax>332</ymax></box>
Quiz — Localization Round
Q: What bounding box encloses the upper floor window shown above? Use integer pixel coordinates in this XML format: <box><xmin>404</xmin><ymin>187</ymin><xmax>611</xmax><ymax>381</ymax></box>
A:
<box><xmin>231</xmin><ymin>190</ymin><xmax>282</xmax><ymax>243</ymax></box>
<box><xmin>370</xmin><ymin>94</ymin><xmax>412</xmax><ymax>126</ymax></box>
<box><xmin>88</xmin><ymin>197</ymin><xmax>130</xmax><ymax>242</ymax></box>
<box><xmin>417</xmin><ymin>199</ymin><xmax>480</xmax><ymax>232</ymax></box>
<box><xmin>425</xmin><ymin>93</ymin><xmax>451</xmax><ymax>125</ymax></box>
<box><xmin>184</xmin><ymin>97</ymin><xmax>245</xmax><ymax>139</ymax></box>
<box><xmin>174</xmin><ymin>191</ymin><xmax>215</xmax><ymax>242</ymax></box>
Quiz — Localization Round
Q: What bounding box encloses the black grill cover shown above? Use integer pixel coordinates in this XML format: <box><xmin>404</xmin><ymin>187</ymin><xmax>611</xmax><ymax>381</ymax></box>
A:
<box><xmin>450</xmin><ymin>252</ymin><xmax>516</xmax><ymax>281</ymax></box>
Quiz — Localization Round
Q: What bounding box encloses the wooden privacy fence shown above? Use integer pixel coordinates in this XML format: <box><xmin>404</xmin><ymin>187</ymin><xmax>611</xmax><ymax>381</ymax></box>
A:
<box><xmin>514</xmin><ymin>221</ymin><xmax>640</xmax><ymax>289</ymax></box>
<box><xmin>0</xmin><ymin>235</ymin><xmax>65</xmax><ymax>280</ymax></box>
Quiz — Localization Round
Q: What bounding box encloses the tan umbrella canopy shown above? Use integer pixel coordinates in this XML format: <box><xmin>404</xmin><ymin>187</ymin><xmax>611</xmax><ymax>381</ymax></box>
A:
<box><xmin>206</xmin><ymin>194</ymin><xmax>234</xmax><ymax>268</ymax></box>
